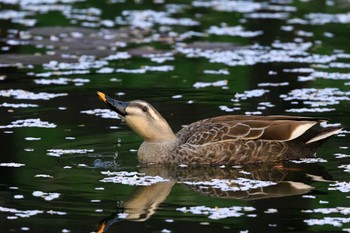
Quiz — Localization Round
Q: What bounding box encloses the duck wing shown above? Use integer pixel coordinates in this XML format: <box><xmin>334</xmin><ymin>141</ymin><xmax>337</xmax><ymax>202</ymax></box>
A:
<box><xmin>176</xmin><ymin>115</ymin><xmax>325</xmax><ymax>145</ymax></box>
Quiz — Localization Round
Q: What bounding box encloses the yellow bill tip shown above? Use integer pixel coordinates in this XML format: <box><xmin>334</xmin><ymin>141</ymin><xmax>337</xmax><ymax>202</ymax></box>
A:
<box><xmin>96</xmin><ymin>222</ymin><xmax>106</xmax><ymax>233</ymax></box>
<box><xmin>96</xmin><ymin>91</ymin><xmax>107</xmax><ymax>103</ymax></box>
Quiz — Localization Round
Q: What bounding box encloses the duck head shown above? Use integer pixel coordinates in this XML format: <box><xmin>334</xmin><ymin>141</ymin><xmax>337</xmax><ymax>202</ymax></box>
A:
<box><xmin>97</xmin><ymin>92</ymin><xmax>177</xmax><ymax>143</ymax></box>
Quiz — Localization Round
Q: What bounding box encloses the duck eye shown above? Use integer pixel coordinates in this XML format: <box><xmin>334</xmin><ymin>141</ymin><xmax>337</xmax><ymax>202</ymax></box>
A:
<box><xmin>141</xmin><ymin>106</ymin><xmax>148</xmax><ymax>112</ymax></box>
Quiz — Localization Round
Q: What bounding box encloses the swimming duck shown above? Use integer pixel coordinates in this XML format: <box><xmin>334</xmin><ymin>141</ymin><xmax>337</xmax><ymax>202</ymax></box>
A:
<box><xmin>96</xmin><ymin>91</ymin><xmax>342</xmax><ymax>165</ymax></box>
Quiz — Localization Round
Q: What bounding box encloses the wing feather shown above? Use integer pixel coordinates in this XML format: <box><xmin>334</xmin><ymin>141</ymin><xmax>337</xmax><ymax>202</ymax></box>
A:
<box><xmin>176</xmin><ymin>115</ymin><xmax>321</xmax><ymax>145</ymax></box>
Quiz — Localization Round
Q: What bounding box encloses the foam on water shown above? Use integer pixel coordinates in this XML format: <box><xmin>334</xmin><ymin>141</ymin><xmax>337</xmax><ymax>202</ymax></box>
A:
<box><xmin>81</xmin><ymin>109</ymin><xmax>119</xmax><ymax>119</ymax></box>
<box><xmin>104</xmin><ymin>52</ymin><xmax>131</xmax><ymax>60</ymax></box>
<box><xmin>298</xmin><ymin>71</ymin><xmax>350</xmax><ymax>82</ymax></box>
<box><xmin>335</xmin><ymin>153</ymin><xmax>350</xmax><ymax>159</ymax></box>
<box><xmin>118</xmin><ymin>9</ymin><xmax>199</xmax><ymax>28</ymax></box>
<box><xmin>329</xmin><ymin>182</ymin><xmax>350</xmax><ymax>193</ymax></box>
<box><xmin>207</xmin><ymin>25</ymin><xmax>263</xmax><ymax>37</ymax></box>
<box><xmin>245</xmin><ymin>12</ymin><xmax>289</xmax><ymax>19</ymax></box>
<box><xmin>0</xmin><ymin>89</ymin><xmax>67</xmax><ymax>100</ymax></box>
<box><xmin>203</xmin><ymin>69</ymin><xmax>229</xmax><ymax>75</ymax></box>
<box><xmin>0</xmin><ymin>119</ymin><xmax>57</xmax><ymax>128</ymax></box>
<box><xmin>303</xmin><ymin>207</ymin><xmax>350</xmax><ymax>215</ymax></box>
<box><xmin>290</xmin><ymin>158</ymin><xmax>327</xmax><ymax>163</ymax></box>
<box><xmin>34</xmin><ymin>77</ymin><xmax>90</xmax><ymax>85</ymax></box>
<box><xmin>32</xmin><ymin>191</ymin><xmax>60</xmax><ymax>201</ymax></box>
<box><xmin>303</xmin><ymin>12</ymin><xmax>350</xmax><ymax>25</ymax></box>
<box><xmin>176</xmin><ymin>41</ymin><xmax>340</xmax><ymax>67</ymax></box>
<box><xmin>219</xmin><ymin>105</ymin><xmax>241</xmax><ymax>112</ymax></box>
<box><xmin>304</xmin><ymin>217</ymin><xmax>350</xmax><ymax>227</ymax></box>
<box><xmin>115</xmin><ymin>65</ymin><xmax>174</xmax><ymax>74</ymax></box>
<box><xmin>0</xmin><ymin>102</ymin><xmax>38</xmax><ymax>108</ymax></box>
<box><xmin>100</xmin><ymin>171</ymin><xmax>169</xmax><ymax>186</ymax></box>
<box><xmin>339</xmin><ymin>164</ymin><xmax>350</xmax><ymax>173</ymax></box>
<box><xmin>286</xmin><ymin>108</ymin><xmax>336</xmax><ymax>113</ymax></box>
<box><xmin>25</xmin><ymin>137</ymin><xmax>41</xmax><ymax>140</ymax></box>
<box><xmin>0</xmin><ymin>163</ymin><xmax>25</xmax><ymax>167</ymax></box>
<box><xmin>193</xmin><ymin>80</ymin><xmax>228</xmax><ymax>89</ymax></box>
<box><xmin>43</xmin><ymin>57</ymin><xmax>108</xmax><ymax>71</ymax></box>
<box><xmin>192</xmin><ymin>1</ymin><xmax>262</xmax><ymax>13</ymax></box>
<box><xmin>34</xmin><ymin>174</ymin><xmax>53</xmax><ymax>178</ymax></box>
<box><xmin>258</xmin><ymin>82</ymin><xmax>289</xmax><ymax>87</ymax></box>
<box><xmin>47</xmin><ymin>149</ymin><xmax>94</xmax><ymax>157</ymax></box>
<box><xmin>176</xmin><ymin>205</ymin><xmax>256</xmax><ymax>220</ymax></box>
<box><xmin>280</xmin><ymin>88</ymin><xmax>350</xmax><ymax>110</ymax></box>
<box><xmin>182</xmin><ymin>178</ymin><xmax>277</xmax><ymax>192</ymax></box>
<box><xmin>0</xmin><ymin>206</ymin><xmax>43</xmax><ymax>219</ymax></box>
<box><xmin>232</xmin><ymin>89</ymin><xmax>269</xmax><ymax>102</ymax></box>
<box><xmin>143</xmin><ymin>52</ymin><xmax>175</xmax><ymax>63</ymax></box>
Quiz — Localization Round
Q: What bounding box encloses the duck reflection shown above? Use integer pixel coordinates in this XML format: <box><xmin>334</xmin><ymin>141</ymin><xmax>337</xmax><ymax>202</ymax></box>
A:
<box><xmin>118</xmin><ymin>181</ymin><xmax>175</xmax><ymax>221</ymax></box>
<box><xmin>96</xmin><ymin>162</ymin><xmax>331</xmax><ymax>232</ymax></box>
<box><xmin>96</xmin><ymin>181</ymin><xmax>175</xmax><ymax>233</ymax></box>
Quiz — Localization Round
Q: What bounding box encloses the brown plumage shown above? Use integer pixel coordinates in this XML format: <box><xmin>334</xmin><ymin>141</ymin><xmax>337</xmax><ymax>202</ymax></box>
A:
<box><xmin>97</xmin><ymin>91</ymin><xmax>342</xmax><ymax>165</ymax></box>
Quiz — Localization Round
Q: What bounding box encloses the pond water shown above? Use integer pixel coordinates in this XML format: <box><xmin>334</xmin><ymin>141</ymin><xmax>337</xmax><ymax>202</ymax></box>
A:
<box><xmin>1</xmin><ymin>0</ymin><xmax>350</xmax><ymax>232</ymax></box>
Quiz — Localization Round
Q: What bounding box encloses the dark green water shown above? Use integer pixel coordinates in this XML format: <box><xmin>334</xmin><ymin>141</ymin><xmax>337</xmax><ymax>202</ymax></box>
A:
<box><xmin>1</xmin><ymin>0</ymin><xmax>350</xmax><ymax>232</ymax></box>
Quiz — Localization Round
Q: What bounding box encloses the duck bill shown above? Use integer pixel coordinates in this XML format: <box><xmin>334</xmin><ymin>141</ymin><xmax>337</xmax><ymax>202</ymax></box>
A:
<box><xmin>96</xmin><ymin>91</ymin><xmax>128</xmax><ymax>116</ymax></box>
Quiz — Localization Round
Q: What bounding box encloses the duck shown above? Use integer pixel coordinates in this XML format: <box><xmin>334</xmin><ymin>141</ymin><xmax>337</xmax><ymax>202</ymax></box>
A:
<box><xmin>96</xmin><ymin>91</ymin><xmax>342</xmax><ymax>165</ymax></box>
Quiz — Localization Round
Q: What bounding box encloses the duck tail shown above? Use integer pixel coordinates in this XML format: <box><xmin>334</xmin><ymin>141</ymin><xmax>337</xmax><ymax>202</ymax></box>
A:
<box><xmin>306</xmin><ymin>127</ymin><xmax>343</xmax><ymax>144</ymax></box>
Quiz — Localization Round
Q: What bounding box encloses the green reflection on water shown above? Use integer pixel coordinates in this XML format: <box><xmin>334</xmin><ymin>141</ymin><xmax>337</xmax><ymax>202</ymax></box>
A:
<box><xmin>1</xmin><ymin>0</ymin><xmax>350</xmax><ymax>232</ymax></box>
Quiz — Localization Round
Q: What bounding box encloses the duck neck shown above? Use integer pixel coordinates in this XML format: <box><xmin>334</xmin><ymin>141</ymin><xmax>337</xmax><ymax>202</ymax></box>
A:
<box><xmin>142</xmin><ymin>121</ymin><xmax>178</xmax><ymax>143</ymax></box>
<box><xmin>125</xmin><ymin>114</ymin><xmax>178</xmax><ymax>143</ymax></box>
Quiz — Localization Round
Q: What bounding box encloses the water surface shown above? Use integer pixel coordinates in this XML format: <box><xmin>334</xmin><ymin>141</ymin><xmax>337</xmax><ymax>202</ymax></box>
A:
<box><xmin>1</xmin><ymin>0</ymin><xmax>350</xmax><ymax>232</ymax></box>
